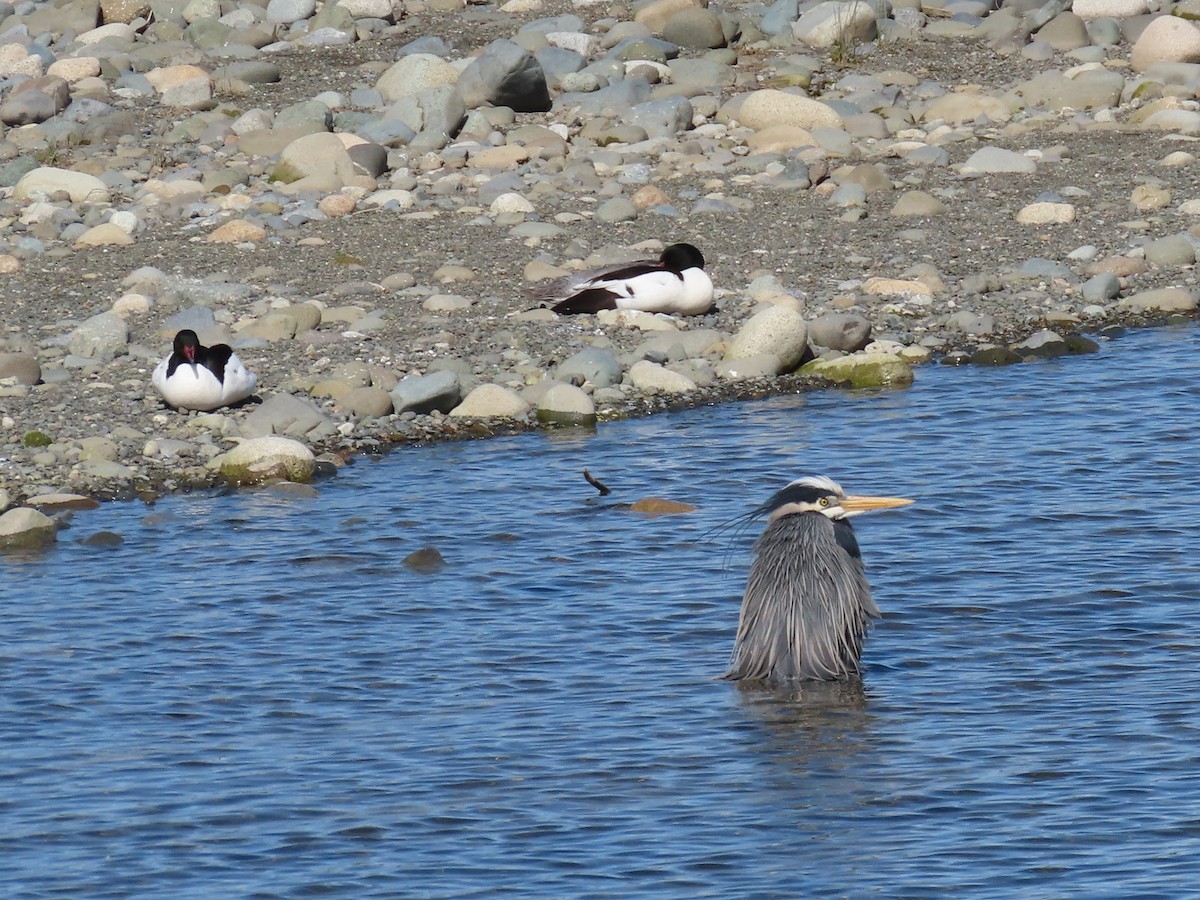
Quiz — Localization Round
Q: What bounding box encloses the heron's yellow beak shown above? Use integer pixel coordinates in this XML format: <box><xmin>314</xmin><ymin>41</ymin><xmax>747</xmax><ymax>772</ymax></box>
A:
<box><xmin>840</xmin><ymin>495</ymin><xmax>915</xmax><ymax>513</ymax></box>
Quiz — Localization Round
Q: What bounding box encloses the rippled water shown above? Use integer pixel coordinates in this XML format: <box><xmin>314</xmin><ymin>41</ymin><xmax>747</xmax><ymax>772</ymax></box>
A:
<box><xmin>4</xmin><ymin>325</ymin><xmax>1200</xmax><ymax>897</ymax></box>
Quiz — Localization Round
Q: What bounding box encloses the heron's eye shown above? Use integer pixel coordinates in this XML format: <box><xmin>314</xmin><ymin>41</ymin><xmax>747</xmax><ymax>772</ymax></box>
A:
<box><xmin>818</xmin><ymin>497</ymin><xmax>830</xmax><ymax>507</ymax></box>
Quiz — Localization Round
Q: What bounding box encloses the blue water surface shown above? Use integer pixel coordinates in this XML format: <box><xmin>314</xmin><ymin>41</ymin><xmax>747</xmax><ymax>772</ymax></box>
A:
<box><xmin>3</xmin><ymin>325</ymin><xmax>1200</xmax><ymax>898</ymax></box>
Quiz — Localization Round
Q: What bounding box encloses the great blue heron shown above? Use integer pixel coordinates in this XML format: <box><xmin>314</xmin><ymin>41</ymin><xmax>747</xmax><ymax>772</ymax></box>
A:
<box><xmin>723</xmin><ymin>475</ymin><xmax>914</xmax><ymax>683</ymax></box>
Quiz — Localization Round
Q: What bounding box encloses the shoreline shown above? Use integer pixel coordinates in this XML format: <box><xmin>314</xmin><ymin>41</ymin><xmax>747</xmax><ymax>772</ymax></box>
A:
<box><xmin>0</xmin><ymin>313</ymin><xmax>1184</xmax><ymax>519</ymax></box>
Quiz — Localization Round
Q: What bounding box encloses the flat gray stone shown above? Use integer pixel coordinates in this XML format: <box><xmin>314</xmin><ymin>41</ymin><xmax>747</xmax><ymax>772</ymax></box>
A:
<box><xmin>0</xmin><ymin>352</ymin><xmax>41</xmax><ymax>385</ymax></box>
<box><xmin>390</xmin><ymin>370</ymin><xmax>462</xmax><ymax>414</ymax></box>
<box><xmin>808</xmin><ymin>312</ymin><xmax>872</xmax><ymax>352</ymax></box>
<box><xmin>240</xmin><ymin>392</ymin><xmax>335</xmax><ymax>439</ymax></box>
<box><xmin>556</xmin><ymin>346</ymin><xmax>622</xmax><ymax>388</ymax></box>
<box><xmin>69</xmin><ymin>312</ymin><xmax>129</xmax><ymax>360</ymax></box>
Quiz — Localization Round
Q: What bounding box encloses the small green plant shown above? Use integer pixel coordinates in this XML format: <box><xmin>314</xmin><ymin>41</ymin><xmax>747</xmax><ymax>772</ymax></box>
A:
<box><xmin>22</xmin><ymin>430</ymin><xmax>52</xmax><ymax>447</ymax></box>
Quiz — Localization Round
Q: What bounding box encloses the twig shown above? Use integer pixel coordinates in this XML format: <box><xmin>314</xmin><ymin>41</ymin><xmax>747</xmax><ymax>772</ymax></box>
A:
<box><xmin>583</xmin><ymin>469</ymin><xmax>610</xmax><ymax>496</ymax></box>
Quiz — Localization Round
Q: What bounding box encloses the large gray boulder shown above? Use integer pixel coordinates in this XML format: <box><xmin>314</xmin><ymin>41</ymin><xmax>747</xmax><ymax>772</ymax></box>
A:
<box><xmin>458</xmin><ymin>39</ymin><xmax>552</xmax><ymax>112</ymax></box>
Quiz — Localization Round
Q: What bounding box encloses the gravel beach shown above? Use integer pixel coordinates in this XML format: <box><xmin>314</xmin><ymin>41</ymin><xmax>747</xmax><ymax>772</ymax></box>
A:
<box><xmin>1</xmin><ymin>0</ymin><xmax>1199</xmax><ymax>531</ymax></box>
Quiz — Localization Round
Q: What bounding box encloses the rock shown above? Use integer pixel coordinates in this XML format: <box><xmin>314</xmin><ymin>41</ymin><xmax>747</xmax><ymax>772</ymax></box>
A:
<box><xmin>662</xmin><ymin>8</ymin><xmax>726</xmax><ymax>48</ymax></box>
<box><xmin>1118</xmin><ymin>287</ymin><xmax>1198</xmax><ymax>311</ymax></box>
<box><xmin>219</xmin><ymin>436</ymin><xmax>316</xmax><ymax>484</ymax></box>
<box><xmin>449</xmin><ymin>383</ymin><xmax>531</xmax><ymax>417</ymax></box>
<box><xmin>799</xmin><ymin>353</ymin><xmax>915</xmax><ymax>389</ymax></box>
<box><xmin>634</xmin><ymin>0</ymin><xmax>704</xmax><ymax>33</ymax></box>
<box><xmin>240</xmin><ymin>393</ymin><xmax>336</xmax><ymax>439</ymax></box>
<box><xmin>237</xmin><ymin>313</ymin><xmax>298</xmax><ymax>341</ymax></box>
<box><xmin>627</xmin><ymin>359</ymin><xmax>697</xmax><ymax>393</ymax></box>
<box><xmin>14</xmin><ymin>167</ymin><xmax>110</xmax><ymax>203</ymax></box>
<box><xmin>1018</xmin><ymin>70</ymin><xmax>1125</xmax><ymax>111</ymax></box>
<box><xmin>891</xmin><ymin>190</ymin><xmax>947</xmax><ymax>217</ymax></box>
<box><xmin>921</xmin><ymin>92</ymin><xmax>1013</xmax><ymax>125</ymax></box>
<box><xmin>267</xmin><ymin>0</ymin><xmax>317</xmax><ymax>23</ymax></box>
<box><xmin>1143</xmin><ymin>233</ymin><xmax>1196</xmax><ymax>266</ymax></box>
<box><xmin>32</xmin><ymin>493</ymin><xmax>101</xmax><ymax>511</ymax></box>
<box><xmin>0</xmin><ymin>353</ymin><xmax>41</xmax><ymax>385</ymax></box>
<box><xmin>946</xmin><ymin>311</ymin><xmax>996</xmax><ymax>334</ymax></box>
<box><xmin>1131</xmin><ymin>16</ymin><xmax>1200</xmax><ymax>71</ymax></box>
<box><xmin>1016</xmin><ymin>201</ymin><xmax>1076</xmax><ymax>224</ymax></box>
<box><xmin>595</xmin><ymin>197</ymin><xmax>638</xmax><ymax>223</ymax></box>
<box><xmin>145</xmin><ymin>65</ymin><xmax>214</xmax><ymax>109</ymax></box>
<box><xmin>747</xmin><ymin>124</ymin><xmax>816</xmax><ymax>153</ymax></box>
<box><xmin>627</xmin><ymin>96</ymin><xmax>693</xmax><ymax>138</ymax></box>
<box><xmin>1073</xmin><ymin>0</ymin><xmax>1145</xmax><ymax>18</ymax></box>
<box><xmin>101</xmin><ymin>0</ymin><xmax>151</xmax><ymax>22</ymax></box>
<box><xmin>0</xmin><ymin>508</ymin><xmax>57</xmax><ymax>549</ymax></box>
<box><xmin>736</xmin><ymin>90</ymin><xmax>843</xmax><ymax>131</ymax></box>
<box><xmin>376</xmin><ymin>54</ymin><xmax>461</xmax><ymax>102</ymax></box>
<box><xmin>1012</xmin><ymin>330</ymin><xmax>1069</xmax><ymax>358</ymax></box>
<box><xmin>457</xmin><ymin>39</ymin><xmax>552</xmax><ymax>113</ymax></box>
<box><xmin>808</xmin><ymin>312</ymin><xmax>871</xmax><ymax>352</ymax></box>
<box><xmin>207</xmin><ymin>220</ymin><xmax>268</xmax><ymax>243</ymax></box>
<box><xmin>1082</xmin><ymin>273</ymin><xmax>1120</xmax><ymax>302</ymax></box>
<box><xmin>391</xmin><ymin>370</ymin><xmax>462</xmax><ymax>415</ymax></box>
<box><xmin>629</xmin><ymin>497</ymin><xmax>696</xmax><ymax>514</ymax></box>
<box><xmin>75</xmin><ymin>224</ymin><xmax>136</xmax><ymax>248</ymax></box>
<box><xmin>0</xmin><ymin>44</ymin><xmax>43</xmax><ymax>78</ymax></box>
<box><xmin>556</xmin><ymin>346</ymin><xmax>623</xmax><ymax>388</ymax></box>
<box><xmin>336</xmin><ymin>0</ymin><xmax>395</xmax><ymax>15</ymax></box>
<box><xmin>0</xmin><ymin>76</ymin><xmax>70</xmax><ymax>126</ymax></box>
<box><xmin>274</xmin><ymin>132</ymin><xmax>357</xmax><ymax>184</ymax></box>
<box><xmin>536</xmin><ymin>383</ymin><xmax>597</xmax><ymax>425</ymax></box>
<box><xmin>960</xmin><ymin>147</ymin><xmax>1037</xmax><ymax>174</ymax></box>
<box><xmin>793</xmin><ymin>0</ymin><xmax>877</xmax><ymax>48</ymax></box>
<box><xmin>338</xmin><ymin>386</ymin><xmax>394</xmax><ymax>417</ymax></box>
<box><xmin>726</xmin><ymin>305</ymin><xmax>809</xmax><ymax>372</ymax></box>
<box><xmin>423</xmin><ymin>293</ymin><xmax>474</xmax><ymax>312</ymax></box>
<box><xmin>1131</xmin><ymin>183</ymin><xmax>1171</xmax><ymax>211</ymax></box>
<box><xmin>404</xmin><ymin>546</ymin><xmax>446</xmax><ymax>573</ymax></box>
<box><xmin>69</xmin><ymin>312</ymin><xmax>129</xmax><ymax>360</ymax></box>
<box><xmin>716</xmin><ymin>353</ymin><xmax>783</xmax><ymax>380</ymax></box>
<box><xmin>971</xmin><ymin>346</ymin><xmax>1022</xmax><ymax>365</ymax></box>
<box><xmin>1035</xmin><ymin>12</ymin><xmax>1090</xmax><ymax>51</ymax></box>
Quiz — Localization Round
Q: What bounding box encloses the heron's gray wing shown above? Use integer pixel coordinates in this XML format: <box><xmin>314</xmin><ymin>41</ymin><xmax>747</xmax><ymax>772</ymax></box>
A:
<box><xmin>724</xmin><ymin>514</ymin><xmax>877</xmax><ymax>683</ymax></box>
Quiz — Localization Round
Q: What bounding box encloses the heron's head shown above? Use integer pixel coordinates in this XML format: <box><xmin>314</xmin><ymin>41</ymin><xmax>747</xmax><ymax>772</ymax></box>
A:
<box><xmin>763</xmin><ymin>475</ymin><xmax>913</xmax><ymax>523</ymax></box>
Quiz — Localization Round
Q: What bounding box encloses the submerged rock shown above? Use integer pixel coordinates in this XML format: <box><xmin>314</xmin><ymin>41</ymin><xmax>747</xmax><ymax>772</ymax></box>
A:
<box><xmin>0</xmin><ymin>507</ymin><xmax>58</xmax><ymax>549</ymax></box>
